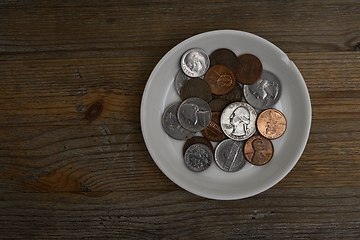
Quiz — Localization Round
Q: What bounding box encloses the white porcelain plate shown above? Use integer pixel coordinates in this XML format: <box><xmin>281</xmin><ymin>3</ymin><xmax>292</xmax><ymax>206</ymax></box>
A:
<box><xmin>140</xmin><ymin>30</ymin><xmax>311</xmax><ymax>200</ymax></box>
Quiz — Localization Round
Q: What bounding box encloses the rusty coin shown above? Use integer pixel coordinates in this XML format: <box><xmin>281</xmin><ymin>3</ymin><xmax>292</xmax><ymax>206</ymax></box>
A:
<box><xmin>183</xmin><ymin>136</ymin><xmax>214</xmax><ymax>155</ymax></box>
<box><xmin>204</xmin><ymin>65</ymin><xmax>236</xmax><ymax>95</ymax></box>
<box><xmin>208</xmin><ymin>98</ymin><xmax>229</xmax><ymax>112</ymax></box>
<box><xmin>210</xmin><ymin>48</ymin><xmax>239</xmax><ymax>73</ymax></box>
<box><xmin>257</xmin><ymin>108</ymin><xmax>287</xmax><ymax>139</ymax></box>
<box><xmin>244</xmin><ymin>135</ymin><xmax>274</xmax><ymax>166</ymax></box>
<box><xmin>236</xmin><ymin>54</ymin><xmax>263</xmax><ymax>85</ymax></box>
<box><xmin>180</xmin><ymin>77</ymin><xmax>212</xmax><ymax>102</ymax></box>
<box><xmin>201</xmin><ymin>112</ymin><xmax>227</xmax><ymax>142</ymax></box>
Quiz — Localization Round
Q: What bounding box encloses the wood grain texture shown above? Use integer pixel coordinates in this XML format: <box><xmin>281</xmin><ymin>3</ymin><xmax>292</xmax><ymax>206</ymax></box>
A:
<box><xmin>1</xmin><ymin>0</ymin><xmax>360</xmax><ymax>239</ymax></box>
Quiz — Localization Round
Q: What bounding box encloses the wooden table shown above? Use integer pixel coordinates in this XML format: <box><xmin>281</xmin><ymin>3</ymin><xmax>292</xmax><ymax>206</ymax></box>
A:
<box><xmin>1</xmin><ymin>1</ymin><xmax>360</xmax><ymax>239</ymax></box>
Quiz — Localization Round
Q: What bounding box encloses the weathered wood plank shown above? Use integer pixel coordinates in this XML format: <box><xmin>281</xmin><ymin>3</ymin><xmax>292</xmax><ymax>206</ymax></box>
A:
<box><xmin>1</xmin><ymin>1</ymin><xmax>360</xmax><ymax>61</ymax></box>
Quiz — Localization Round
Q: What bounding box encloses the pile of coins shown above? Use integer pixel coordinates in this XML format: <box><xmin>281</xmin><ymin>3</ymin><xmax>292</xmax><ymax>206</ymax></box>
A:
<box><xmin>162</xmin><ymin>47</ymin><xmax>286</xmax><ymax>172</ymax></box>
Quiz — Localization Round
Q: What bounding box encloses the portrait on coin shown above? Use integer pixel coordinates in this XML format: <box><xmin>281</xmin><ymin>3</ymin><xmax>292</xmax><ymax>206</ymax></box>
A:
<box><xmin>185</xmin><ymin>52</ymin><xmax>206</xmax><ymax>74</ymax></box>
<box><xmin>252</xmin><ymin>138</ymin><xmax>267</xmax><ymax>163</ymax></box>
<box><xmin>249</xmin><ymin>78</ymin><xmax>279</xmax><ymax>105</ymax></box>
<box><xmin>180</xmin><ymin>102</ymin><xmax>209</xmax><ymax>127</ymax></box>
<box><xmin>229</xmin><ymin>106</ymin><xmax>250</xmax><ymax>137</ymax></box>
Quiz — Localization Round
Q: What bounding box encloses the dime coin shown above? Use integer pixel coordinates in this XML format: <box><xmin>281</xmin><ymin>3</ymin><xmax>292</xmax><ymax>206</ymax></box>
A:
<box><xmin>177</xmin><ymin>97</ymin><xmax>212</xmax><ymax>132</ymax></box>
<box><xmin>210</xmin><ymin>48</ymin><xmax>239</xmax><ymax>73</ymax></box>
<box><xmin>184</xmin><ymin>143</ymin><xmax>213</xmax><ymax>172</ymax></box>
<box><xmin>243</xmin><ymin>70</ymin><xmax>281</xmax><ymax>109</ymax></box>
<box><xmin>174</xmin><ymin>69</ymin><xmax>190</xmax><ymax>96</ymax></box>
<box><xmin>208</xmin><ymin>98</ymin><xmax>229</xmax><ymax>112</ymax></box>
<box><xmin>180</xmin><ymin>77</ymin><xmax>212</xmax><ymax>102</ymax></box>
<box><xmin>204</xmin><ymin>65</ymin><xmax>236</xmax><ymax>95</ymax></box>
<box><xmin>220</xmin><ymin>102</ymin><xmax>257</xmax><ymax>141</ymax></box>
<box><xmin>236</xmin><ymin>54</ymin><xmax>263</xmax><ymax>85</ymax></box>
<box><xmin>181</xmin><ymin>48</ymin><xmax>210</xmax><ymax>78</ymax></box>
<box><xmin>162</xmin><ymin>102</ymin><xmax>196</xmax><ymax>140</ymax></box>
<box><xmin>244</xmin><ymin>135</ymin><xmax>274</xmax><ymax>166</ymax></box>
<box><xmin>201</xmin><ymin>112</ymin><xmax>227</xmax><ymax>142</ymax></box>
<box><xmin>214</xmin><ymin>139</ymin><xmax>246</xmax><ymax>172</ymax></box>
<box><xmin>214</xmin><ymin>82</ymin><xmax>243</xmax><ymax>103</ymax></box>
<box><xmin>183</xmin><ymin>136</ymin><xmax>214</xmax><ymax>155</ymax></box>
<box><xmin>257</xmin><ymin>108</ymin><xmax>287</xmax><ymax>139</ymax></box>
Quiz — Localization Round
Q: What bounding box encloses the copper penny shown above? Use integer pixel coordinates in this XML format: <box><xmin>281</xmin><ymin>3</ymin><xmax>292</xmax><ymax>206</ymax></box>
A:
<box><xmin>210</xmin><ymin>48</ymin><xmax>239</xmax><ymax>73</ymax></box>
<box><xmin>201</xmin><ymin>112</ymin><xmax>227</xmax><ymax>142</ymax></box>
<box><xmin>208</xmin><ymin>98</ymin><xmax>229</xmax><ymax>112</ymax></box>
<box><xmin>257</xmin><ymin>108</ymin><xmax>287</xmax><ymax>139</ymax></box>
<box><xmin>236</xmin><ymin>54</ymin><xmax>263</xmax><ymax>85</ymax></box>
<box><xmin>204</xmin><ymin>65</ymin><xmax>236</xmax><ymax>95</ymax></box>
<box><xmin>183</xmin><ymin>136</ymin><xmax>214</xmax><ymax>155</ymax></box>
<box><xmin>244</xmin><ymin>135</ymin><xmax>274</xmax><ymax>166</ymax></box>
<box><xmin>180</xmin><ymin>77</ymin><xmax>212</xmax><ymax>102</ymax></box>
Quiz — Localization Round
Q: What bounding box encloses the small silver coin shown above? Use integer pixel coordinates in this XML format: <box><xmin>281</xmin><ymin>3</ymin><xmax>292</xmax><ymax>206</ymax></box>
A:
<box><xmin>180</xmin><ymin>48</ymin><xmax>210</xmax><ymax>78</ymax></box>
<box><xmin>243</xmin><ymin>70</ymin><xmax>281</xmax><ymax>109</ymax></box>
<box><xmin>162</xmin><ymin>102</ymin><xmax>196</xmax><ymax>140</ymax></box>
<box><xmin>220</xmin><ymin>102</ymin><xmax>257</xmax><ymax>141</ymax></box>
<box><xmin>177</xmin><ymin>97</ymin><xmax>212</xmax><ymax>132</ymax></box>
<box><xmin>184</xmin><ymin>143</ymin><xmax>213</xmax><ymax>172</ymax></box>
<box><xmin>174</xmin><ymin>69</ymin><xmax>190</xmax><ymax>96</ymax></box>
<box><xmin>214</xmin><ymin>139</ymin><xmax>246</xmax><ymax>172</ymax></box>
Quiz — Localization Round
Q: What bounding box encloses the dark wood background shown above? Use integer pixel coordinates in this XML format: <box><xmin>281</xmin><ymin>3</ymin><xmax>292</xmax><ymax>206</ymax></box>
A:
<box><xmin>1</xmin><ymin>1</ymin><xmax>360</xmax><ymax>239</ymax></box>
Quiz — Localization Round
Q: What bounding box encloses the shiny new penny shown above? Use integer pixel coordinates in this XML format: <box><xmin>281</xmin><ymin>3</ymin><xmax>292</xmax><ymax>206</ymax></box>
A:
<box><xmin>236</xmin><ymin>54</ymin><xmax>263</xmax><ymax>85</ymax></box>
<box><xmin>184</xmin><ymin>143</ymin><xmax>213</xmax><ymax>172</ymax></box>
<box><xmin>183</xmin><ymin>136</ymin><xmax>214</xmax><ymax>155</ymax></box>
<box><xmin>210</xmin><ymin>48</ymin><xmax>239</xmax><ymax>73</ymax></box>
<box><xmin>201</xmin><ymin>112</ymin><xmax>227</xmax><ymax>142</ymax></box>
<box><xmin>244</xmin><ymin>135</ymin><xmax>274</xmax><ymax>166</ymax></box>
<box><xmin>180</xmin><ymin>77</ymin><xmax>212</xmax><ymax>102</ymax></box>
<box><xmin>204</xmin><ymin>65</ymin><xmax>236</xmax><ymax>95</ymax></box>
<box><xmin>257</xmin><ymin>108</ymin><xmax>287</xmax><ymax>139</ymax></box>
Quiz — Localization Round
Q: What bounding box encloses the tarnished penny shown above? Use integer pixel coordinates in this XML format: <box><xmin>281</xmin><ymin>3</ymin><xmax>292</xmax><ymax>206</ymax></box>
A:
<box><xmin>162</xmin><ymin>102</ymin><xmax>196</xmax><ymax>140</ymax></box>
<box><xmin>244</xmin><ymin>135</ymin><xmax>274</xmax><ymax>166</ymax></box>
<box><xmin>184</xmin><ymin>143</ymin><xmax>213</xmax><ymax>172</ymax></box>
<box><xmin>214</xmin><ymin>82</ymin><xmax>243</xmax><ymax>103</ymax></box>
<box><xmin>174</xmin><ymin>69</ymin><xmax>190</xmax><ymax>96</ymax></box>
<box><xmin>204</xmin><ymin>65</ymin><xmax>236</xmax><ymax>95</ymax></box>
<box><xmin>220</xmin><ymin>102</ymin><xmax>257</xmax><ymax>141</ymax></box>
<box><xmin>236</xmin><ymin>54</ymin><xmax>263</xmax><ymax>85</ymax></box>
<box><xmin>257</xmin><ymin>109</ymin><xmax>287</xmax><ymax>139</ymax></box>
<box><xmin>210</xmin><ymin>48</ymin><xmax>239</xmax><ymax>73</ymax></box>
<box><xmin>201</xmin><ymin>112</ymin><xmax>227</xmax><ymax>142</ymax></box>
<box><xmin>214</xmin><ymin>139</ymin><xmax>246</xmax><ymax>172</ymax></box>
<box><xmin>181</xmin><ymin>48</ymin><xmax>210</xmax><ymax>78</ymax></box>
<box><xmin>183</xmin><ymin>136</ymin><xmax>214</xmax><ymax>155</ymax></box>
<box><xmin>208</xmin><ymin>98</ymin><xmax>229</xmax><ymax>112</ymax></box>
<box><xmin>177</xmin><ymin>97</ymin><xmax>212</xmax><ymax>132</ymax></box>
<box><xmin>243</xmin><ymin>70</ymin><xmax>281</xmax><ymax>109</ymax></box>
<box><xmin>180</xmin><ymin>77</ymin><xmax>212</xmax><ymax>102</ymax></box>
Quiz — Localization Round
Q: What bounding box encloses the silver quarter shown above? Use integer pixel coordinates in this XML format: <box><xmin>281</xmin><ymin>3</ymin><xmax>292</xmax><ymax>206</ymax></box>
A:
<box><xmin>162</xmin><ymin>102</ymin><xmax>196</xmax><ymax>140</ymax></box>
<box><xmin>174</xmin><ymin>69</ymin><xmax>190</xmax><ymax>96</ymax></box>
<box><xmin>180</xmin><ymin>48</ymin><xmax>210</xmax><ymax>78</ymax></box>
<box><xmin>184</xmin><ymin>143</ymin><xmax>213</xmax><ymax>172</ymax></box>
<box><xmin>177</xmin><ymin>97</ymin><xmax>212</xmax><ymax>132</ymax></box>
<box><xmin>243</xmin><ymin>70</ymin><xmax>281</xmax><ymax>109</ymax></box>
<box><xmin>214</xmin><ymin>139</ymin><xmax>246</xmax><ymax>172</ymax></box>
<box><xmin>220</xmin><ymin>102</ymin><xmax>257</xmax><ymax>141</ymax></box>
